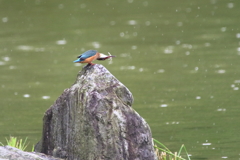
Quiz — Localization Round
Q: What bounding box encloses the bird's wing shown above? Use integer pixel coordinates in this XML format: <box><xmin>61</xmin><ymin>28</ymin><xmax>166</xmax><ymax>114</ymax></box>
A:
<box><xmin>77</xmin><ymin>50</ymin><xmax>97</xmax><ymax>61</ymax></box>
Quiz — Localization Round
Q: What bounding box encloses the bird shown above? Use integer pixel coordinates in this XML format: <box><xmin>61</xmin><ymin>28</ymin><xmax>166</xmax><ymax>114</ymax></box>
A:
<box><xmin>73</xmin><ymin>50</ymin><xmax>115</xmax><ymax>65</ymax></box>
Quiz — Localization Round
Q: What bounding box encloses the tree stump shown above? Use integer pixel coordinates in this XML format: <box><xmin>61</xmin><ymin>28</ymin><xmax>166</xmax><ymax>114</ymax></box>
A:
<box><xmin>35</xmin><ymin>64</ymin><xmax>157</xmax><ymax>160</ymax></box>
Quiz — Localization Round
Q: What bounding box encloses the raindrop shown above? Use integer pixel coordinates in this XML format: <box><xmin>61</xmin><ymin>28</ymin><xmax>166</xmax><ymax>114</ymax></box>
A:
<box><xmin>175</xmin><ymin>40</ymin><xmax>181</xmax><ymax>45</ymax></box>
<box><xmin>131</xmin><ymin>45</ymin><xmax>137</xmax><ymax>50</ymax></box>
<box><xmin>216</xmin><ymin>69</ymin><xmax>226</xmax><ymax>74</ymax></box>
<box><xmin>186</xmin><ymin>8</ymin><xmax>191</xmax><ymax>13</ymax></box>
<box><xmin>3</xmin><ymin>57</ymin><xmax>10</xmax><ymax>61</ymax></box>
<box><xmin>56</xmin><ymin>39</ymin><xmax>67</xmax><ymax>45</ymax></box>
<box><xmin>120</xmin><ymin>32</ymin><xmax>125</xmax><ymax>37</ymax></box>
<box><xmin>74</xmin><ymin>63</ymin><xmax>81</xmax><ymax>66</ymax></box>
<box><xmin>120</xmin><ymin>53</ymin><xmax>131</xmax><ymax>58</ymax></box>
<box><xmin>128</xmin><ymin>20</ymin><xmax>137</xmax><ymax>25</ymax></box>
<box><xmin>204</xmin><ymin>43</ymin><xmax>211</xmax><ymax>47</ymax></box>
<box><xmin>210</xmin><ymin>0</ymin><xmax>217</xmax><ymax>4</ymax></box>
<box><xmin>233</xmin><ymin>87</ymin><xmax>239</xmax><ymax>90</ymax></box>
<box><xmin>145</xmin><ymin>21</ymin><xmax>151</xmax><ymax>26</ymax></box>
<box><xmin>221</xmin><ymin>27</ymin><xmax>227</xmax><ymax>32</ymax></box>
<box><xmin>133</xmin><ymin>32</ymin><xmax>138</xmax><ymax>36</ymax></box>
<box><xmin>160</xmin><ymin>104</ymin><xmax>168</xmax><ymax>107</ymax></box>
<box><xmin>196</xmin><ymin>96</ymin><xmax>201</xmax><ymax>99</ymax></box>
<box><xmin>182</xmin><ymin>44</ymin><xmax>192</xmax><ymax>49</ymax></box>
<box><xmin>157</xmin><ymin>69</ymin><xmax>165</xmax><ymax>73</ymax></box>
<box><xmin>109</xmin><ymin>21</ymin><xmax>116</xmax><ymax>25</ymax></box>
<box><xmin>42</xmin><ymin>96</ymin><xmax>50</xmax><ymax>99</ymax></box>
<box><xmin>185</xmin><ymin>51</ymin><xmax>190</xmax><ymax>55</ymax></box>
<box><xmin>142</xmin><ymin>1</ymin><xmax>148</xmax><ymax>6</ymax></box>
<box><xmin>58</xmin><ymin>4</ymin><xmax>64</xmax><ymax>9</ymax></box>
<box><xmin>80</xmin><ymin>3</ymin><xmax>86</xmax><ymax>8</ymax></box>
<box><xmin>236</xmin><ymin>33</ymin><xmax>240</xmax><ymax>38</ymax></box>
<box><xmin>227</xmin><ymin>3</ymin><xmax>234</xmax><ymax>8</ymax></box>
<box><xmin>35</xmin><ymin>48</ymin><xmax>45</xmax><ymax>52</ymax></box>
<box><xmin>2</xmin><ymin>17</ymin><xmax>8</xmax><ymax>23</ymax></box>
<box><xmin>128</xmin><ymin>66</ymin><xmax>135</xmax><ymax>70</ymax></box>
<box><xmin>177</xmin><ymin>22</ymin><xmax>183</xmax><ymax>27</ymax></box>
<box><xmin>234</xmin><ymin>80</ymin><xmax>240</xmax><ymax>83</ymax></box>
<box><xmin>9</xmin><ymin>66</ymin><xmax>16</xmax><ymax>69</ymax></box>
<box><xmin>92</xmin><ymin>42</ymin><xmax>101</xmax><ymax>48</ymax></box>
<box><xmin>0</xmin><ymin>61</ymin><xmax>5</xmax><ymax>65</ymax></box>
<box><xmin>17</xmin><ymin>45</ymin><xmax>34</xmax><ymax>51</ymax></box>
<box><xmin>164</xmin><ymin>46</ymin><xmax>174</xmax><ymax>54</ymax></box>
<box><xmin>202</xmin><ymin>143</ymin><xmax>211</xmax><ymax>146</ymax></box>
<box><xmin>120</xmin><ymin>66</ymin><xmax>135</xmax><ymax>70</ymax></box>
<box><xmin>23</xmin><ymin>94</ymin><xmax>30</xmax><ymax>98</ymax></box>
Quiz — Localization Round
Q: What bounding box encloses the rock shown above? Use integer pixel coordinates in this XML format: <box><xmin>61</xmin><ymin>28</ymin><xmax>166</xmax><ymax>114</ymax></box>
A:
<box><xmin>0</xmin><ymin>146</ymin><xmax>63</xmax><ymax>160</ymax></box>
<box><xmin>35</xmin><ymin>64</ymin><xmax>157</xmax><ymax>160</ymax></box>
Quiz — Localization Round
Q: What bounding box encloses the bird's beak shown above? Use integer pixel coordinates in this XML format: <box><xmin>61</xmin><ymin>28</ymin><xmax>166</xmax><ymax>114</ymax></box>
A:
<box><xmin>73</xmin><ymin>59</ymin><xmax>80</xmax><ymax>63</ymax></box>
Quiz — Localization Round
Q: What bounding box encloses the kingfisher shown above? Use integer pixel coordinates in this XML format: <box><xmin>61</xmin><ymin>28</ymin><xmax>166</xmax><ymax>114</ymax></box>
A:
<box><xmin>73</xmin><ymin>50</ymin><xmax>115</xmax><ymax>65</ymax></box>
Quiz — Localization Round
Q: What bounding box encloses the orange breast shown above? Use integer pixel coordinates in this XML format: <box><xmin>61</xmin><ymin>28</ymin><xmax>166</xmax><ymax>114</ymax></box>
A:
<box><xmin>80</xmin><ymin>52</ymin><xmax>100</xmax><ymax>63</ymax></box>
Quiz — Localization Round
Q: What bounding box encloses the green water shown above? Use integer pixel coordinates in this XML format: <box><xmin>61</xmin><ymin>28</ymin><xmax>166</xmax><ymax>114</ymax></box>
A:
<box><xmin>1</xmin><ymin>0</ymin><xmax>240</xmax><ymax>159</ymax></box>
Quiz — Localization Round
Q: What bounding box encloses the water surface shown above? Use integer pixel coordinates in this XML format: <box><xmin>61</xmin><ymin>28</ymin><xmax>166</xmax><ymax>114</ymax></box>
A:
<box><xmin>1</xmin><ymin>0</ymin><xmax>240</xmax><ymax>159</ymax></box>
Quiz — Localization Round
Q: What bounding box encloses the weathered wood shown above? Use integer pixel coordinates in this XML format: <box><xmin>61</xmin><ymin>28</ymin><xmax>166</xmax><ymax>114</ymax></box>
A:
<box><xmin>35</xmin><ymin>64</ymin><xmax>156</xmax><ymax>160</ymax></box>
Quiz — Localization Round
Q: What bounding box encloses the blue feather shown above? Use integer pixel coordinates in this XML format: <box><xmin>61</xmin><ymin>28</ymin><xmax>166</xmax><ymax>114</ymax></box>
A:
<box><xmin>73</xmin><ymin>50</ymin><xmax>97</xmax><ymax>62</ymax></box>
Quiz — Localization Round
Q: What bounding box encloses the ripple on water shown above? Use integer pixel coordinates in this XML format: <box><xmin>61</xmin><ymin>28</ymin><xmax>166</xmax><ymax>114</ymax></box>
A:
<box><xmin>221</xmin><ymin>27</ymin><xmax>227</xmax><ymax>32</ymax></box>
<box><xmin>221</xmin><ymin>156</ymin><xmax>228</xmax><ymax>159</ymax></box>
<box><xmin>2</xmin><ymin>17</ymin><xmax>8</xmax><ymax>23</ymax></box>
<box><xmin>0</xmin><ymin>61</ymin><xmax>5</xmax><ymax>65</ymax></box>
<box><xmin>157</xmin><ymin>69</ymin><xmax>165</xmax><ymax>73</ymax></box>
<box><xmin>23</xmin><ymin>94</ymin><xmax>30</xmax><ymax>98</ymax></box>
<box><xmin>131</xmin><ymin>45</ymin><xmax>137</xmax><ymax>50</ymax></box>
<box><xmin>91</xmin><ymin>42</ymin><xmax>101</xmax><ymax>48</ymax></box>
<box><xmin>165</xmin><ymin>121</ymin><xmax>179</xmax><ymax>125</ymax></box>
<box><xmin>231</xmin><ymin>84</ymin><xmax>239</xmax><ymax>90</ymax></box>
<box><xmin>120</xmin><ymin>66</ymin><xmax>135</xmax><ymax>70</ymax></box>
<box><xmin>160</xmin><ymin>104</ymin><xmax>168</xmax><ymax>107</ymax></box>
<box><xmin>74</xmin><ymin>63</ymin><xmax>82</xmax><ymax>67</ymax></box>
<box><xmin>202</xmin><ymin>143</ymin><xmax>211</xmax><ymax>146</ymax></box>
<box><xmin>216</xmin><ymin>69</ymin><xmax>226</xmax><ymax>74</ymax></box>
<box><xmin>227</xmin><ymin>2</ymin><xmax>234</xmax><ymax>8</ymax></box>
<box><xmin>17</xmin><ymin>45</ymin><xmax>34</xmax><ymax>51</ymax></box>
<box><xmin>120</xmin><ymin>53</ymin><xmax>131</xmax><ymax>58</ymax></box>
<box><xmin>17</xmin><ymin>45</ymin><xmax>45</xmax><ymax>52</ymax></box>
<box><xmin>3</xmin><ymin>57</ymin><xmax>10</xmax><ymax>61</ymax></box>
<box><xmin>164</xmin><ymin>46</ymin><xmax>174</xmax><ymax>54</ymax></box>
<box><xmin>236</xmin><ymin>33</ymin><xmax>240</xmax><ymax>38</ymax></box>
<box><xmin>56</xmin><ymin>39</ymin><xmax>67</xmax><ymax>45</ymax></box>
<box><xmin>217</xmin><ymin>108</ymin><xmax>226</xmax><ymax>111</ymax></box>
<box><xmin>42</xmin><ymin>96</ymin><xmax>50</xmax><ymax>100</ymax></box>
<box><xmin>127</xmin><ymin>20</ymin><xmax>137</xmax><ymax>25</ymax></box>
<box><xmin>196</xmin><ymin>96</ymin><xmax>201</xmax><ymax>99</ymax></box>
<box><xmin>234</xmin><ymin>80</ymin><xmax>240</xmax><ymax>83</ymax></box>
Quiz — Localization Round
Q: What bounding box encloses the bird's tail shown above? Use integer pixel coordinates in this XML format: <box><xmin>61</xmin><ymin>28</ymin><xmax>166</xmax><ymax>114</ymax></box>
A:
<box><xmin>97</xmin><ymin>56</ymin><xmax>115</xmax><ymax>61</ymax></box>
